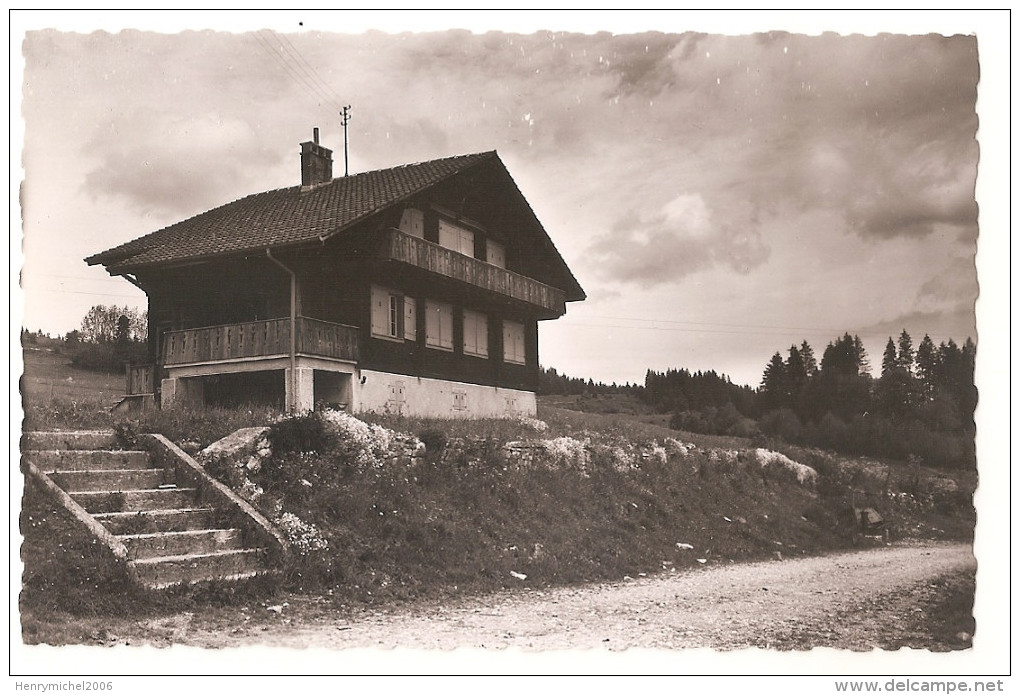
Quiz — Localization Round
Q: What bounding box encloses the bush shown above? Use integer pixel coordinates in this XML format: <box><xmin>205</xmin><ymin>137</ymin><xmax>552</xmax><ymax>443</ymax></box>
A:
<box><xmin>418</xmin><ymin>428</ymin><xmax>448</xmax><ymax>457</ymax></box>
<box><xmin>759</xmin><ymin>408</ymin><xmax>803</xmax><ymax>442</ymax></box>
<box><xmin>267</xmin><ymin>413</ymin><xmax>335</xmax><ymax>455</ymax></box>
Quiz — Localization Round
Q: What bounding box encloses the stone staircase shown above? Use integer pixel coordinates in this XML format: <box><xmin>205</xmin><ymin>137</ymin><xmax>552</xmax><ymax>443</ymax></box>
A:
<box><xmin>22</xmin><ymin>430</ymin><xmax>286</xmax><ymax>590</ymax></box>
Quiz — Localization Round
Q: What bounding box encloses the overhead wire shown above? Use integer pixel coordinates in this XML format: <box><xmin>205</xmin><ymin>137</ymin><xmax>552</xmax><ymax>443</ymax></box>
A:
<box><xmin>251</xmin><ymin>30</ymin><xmax>344</xmax><ymax>114</ymax></box>
<box><xmin>272</xmin><ymin>30</ymin><xmax>345</xmax><ymax>108</ymax></box>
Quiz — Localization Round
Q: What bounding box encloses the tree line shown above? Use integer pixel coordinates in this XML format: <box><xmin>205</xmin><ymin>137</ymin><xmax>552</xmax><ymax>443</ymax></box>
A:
<box><xmin>58</xmin><ymin>305</ymin><xmax>148</xmax><ymax>373</ymax></box>
<box><xmin>755</xmin><ymin>331</ymin><xmax>975</xmax><ymax>468</ymax></box>
<box><xmin>541</xmin><ymin>328</ymin><xmax>976</xmax><ymax>470</ymax></box>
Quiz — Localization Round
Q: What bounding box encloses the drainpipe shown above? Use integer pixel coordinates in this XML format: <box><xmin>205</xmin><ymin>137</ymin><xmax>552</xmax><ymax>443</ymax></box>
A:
<box><xmin>266</xmin><ymin>249</ymin><xmax>298</xmax><ymax>412</ymax></box>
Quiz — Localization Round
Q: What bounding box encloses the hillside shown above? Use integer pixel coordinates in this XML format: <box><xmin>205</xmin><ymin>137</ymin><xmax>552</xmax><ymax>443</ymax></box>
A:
<box><xmin>19</xmin><ymin>350</ymin><xmax>975</xmax><ymax>636</ymax></box>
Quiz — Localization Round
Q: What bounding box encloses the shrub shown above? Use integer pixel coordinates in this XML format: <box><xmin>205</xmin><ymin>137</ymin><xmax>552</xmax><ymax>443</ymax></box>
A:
<box><xmin>268</xmin><ymin>413</ymin><xmax>335</xmax><ymax>455</ymax></box>
<box><xmin>418</xmin><ymin>428</ymin><xmax>448</xmax><ymax>457</ymax></box>
<box><xmin>759</xmin><ymin>408</ymin><xmax>803</xmax><ymax>442</ymax></box>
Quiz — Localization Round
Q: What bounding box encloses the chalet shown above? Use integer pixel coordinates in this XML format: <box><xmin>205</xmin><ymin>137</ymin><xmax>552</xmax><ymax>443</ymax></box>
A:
<box><xmin>86</xmin><ymin>131</ymin><xmax>585</xmax><ymax>418</ymax></box>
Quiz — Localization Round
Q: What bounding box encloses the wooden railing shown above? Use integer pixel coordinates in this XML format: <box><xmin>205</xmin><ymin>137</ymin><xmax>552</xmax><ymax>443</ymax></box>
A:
<box><xmin>126</xmin><ymin>363</ymin><xmax>156</xmax><ymax>395</ymax></box>
<box><xmin>296</xmin><ymin>316</ymin><xmax>360</xmax><ymax>362</ymax></box>
<box><xmin>380</xmin><ymin>229</ymin><xmax>567</xmax><ymax>315</ymax></box>
<box><xmin>162</xmin><ymin>317</ymin><xmax>359</xmax><ymax>366</ymax></box>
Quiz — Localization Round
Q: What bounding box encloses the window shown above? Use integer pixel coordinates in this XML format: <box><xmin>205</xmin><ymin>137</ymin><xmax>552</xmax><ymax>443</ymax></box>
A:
<box><xmin>486</xmin><ymin>239</ymin><xmax>506</xmax><ymax>268</ymax></box>
<box><xmin>462</xmin><ymin>309</ymin><xmax>489</xmax><ymax>358</ymax></box>
<box><xmin>399</xmin><ymin>207</ymin><xmax>424</xmax><ymax>238</ymax></box>
<box><xmin>438</xmin><ymin>219</ymin><xmax>475</xmax><ymax>257</ymax></box>
<box><xmin>371</xmin><ymin>285</ymin><xmax>416</xmax><ymax>342</ymax></box>
<box><xmin>425</xmin><ymin>300</ymin><xmax>454</xmax><ymax>351</ymax></box>
<box><xmin>503</xmin><ymin>320</ymin><xmax>526</xmax><ymax>365</ymax></box>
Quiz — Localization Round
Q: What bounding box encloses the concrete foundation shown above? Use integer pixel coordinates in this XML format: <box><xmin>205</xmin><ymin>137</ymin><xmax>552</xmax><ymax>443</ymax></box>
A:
<box><xmin>284</xmin><ymin>366</ymin><xmax>315</xmax><ymax>413</ymax></box>
<box><xmin>353</xmin><ymin>369</ymin><xmax>536</xmax><ymax>419</ymax></box>
<box><xmin>160</xmin><ymin>377</ymin><xmax>205</xmax><ymax>409</ymax></box>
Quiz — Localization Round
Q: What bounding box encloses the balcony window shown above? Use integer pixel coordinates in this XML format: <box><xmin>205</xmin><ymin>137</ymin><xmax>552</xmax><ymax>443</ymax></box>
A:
<box><xmin>486</xmin><ymin>239</ymin><xmax>506</xmax><ymax>268</ymax></box>
<box><xmin>462</xmin><ymin>309</ymin><xmax>489</xmax><ymax>358</ymax></box>
<box><xmin>399</xmin><ymin>207</ymin><xmax>425</xmax><ymax>238</ymax></box>
<box><xmin>438</xmin><ymin>219</ymin><xmax>475</xmax><ymax>257</ymax></box>
<box><xmin>425</xmin><ymin>299</ymin><xmax>454</xmax><ymax>351</ymax></box>
<box><xmin>503</xmin><ymin>320</ymin><xmax>526</xmax><ymax>365</ymax></box>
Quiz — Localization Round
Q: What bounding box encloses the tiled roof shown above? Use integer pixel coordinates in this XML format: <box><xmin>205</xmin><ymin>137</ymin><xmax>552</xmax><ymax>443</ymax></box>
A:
<box><xmin>86</xmin><ymin>151</ymin><xmax>498</xmax><ymax>272</ymax></box>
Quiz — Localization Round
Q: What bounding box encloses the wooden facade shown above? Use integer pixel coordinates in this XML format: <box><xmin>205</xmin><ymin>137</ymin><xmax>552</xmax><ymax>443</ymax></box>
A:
<box><xmin>94</xmin><ymin>147</ymin><xmax>584</xmax><ymax>412</ymax></box>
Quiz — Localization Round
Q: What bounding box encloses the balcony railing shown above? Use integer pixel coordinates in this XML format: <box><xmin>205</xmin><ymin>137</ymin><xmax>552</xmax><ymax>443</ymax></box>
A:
<box><xmin>162</xmin><ymin>316</ymin><xmax>359</xmax><ymax>366</ymax></box>
<box><xmin>379</xmin><ymin>229</ymin><xmax>566</xmax><ymax>316</ymax></box>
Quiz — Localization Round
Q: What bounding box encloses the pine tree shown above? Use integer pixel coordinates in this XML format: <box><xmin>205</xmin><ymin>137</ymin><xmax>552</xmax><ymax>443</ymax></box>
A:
<box><xmin>852</xmin><ymin>334</ymin><xmax>871</xmax><ymax>376</ymax></box>
<box><xmin>800</xmin><ymin>340</ymin><xmax>818</xmax><ymax>377</ymax></box>
<box><xmin>915</xmin><ymin>334</ymin><xmax>938</xmax><ymax>397</ymax></box>
<box><xmin>897</xmin><ymin>329</ymin><xmax>915</xmax><ymax>374</ymax></box>
<box><xmin>760</xmin><ymin>352</ymin><xmax>787</xmax><ymax>411</ymax></box>
<box><xmin>785</xmin><ymin>344</ymin><xmax>807</xmax><ymax>398</ymax></box>
<box><xmin>881</xmin><ymin>338</ymin><xmax>899</xmax><ymax>377</ymax></box>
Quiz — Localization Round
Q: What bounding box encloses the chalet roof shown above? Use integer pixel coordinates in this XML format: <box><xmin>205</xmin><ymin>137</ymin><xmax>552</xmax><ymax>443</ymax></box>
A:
<box><xmin>87</xmin><ymin>151</ymin><xmax>498</xmax><ymax>272</ymax></box>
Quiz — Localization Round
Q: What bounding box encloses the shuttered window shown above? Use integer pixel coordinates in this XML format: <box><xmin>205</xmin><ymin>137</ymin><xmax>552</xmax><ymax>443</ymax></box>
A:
<box><xmin>462</xmin><ymin>309</ymin><xmax>489</xmax><ymax>358</ymax></box>
<box><xmin>425</xmin><ymin>300</ymin><xmax>454</xmax><ymax>351</ymax></box>
<box><xmin>372</xmin><ymin>285</ymin><xmax>415</xmax><ymax>342</ymax></box>
<box><xmin>486</xmin><ymin>239</ymin><xmax>506</xmax><ymax>268</ymax></box>
<box><xmin>403</xmin><ymin>296</ymin><xmax>417</xmax><ymax>341</ymax></box>
<box><xmin>503</xmin><ymin>320</ymin><xmax>526</xmax><ymax>365</ymax></box>
<box><xmin>399</xmin><ymin>207</ymin><xmax>425</xmax><ymax>238</ymax></box>
<box><xmin>438</xmin><ymin>219</ymin><xmax>475</xmax><ymax>257</ymax></box>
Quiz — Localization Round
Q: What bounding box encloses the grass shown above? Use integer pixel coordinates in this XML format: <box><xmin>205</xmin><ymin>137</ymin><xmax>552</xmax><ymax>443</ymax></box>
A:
<box><xmin>20</xmin><ymin>346</ymin><xmax>283</xmax><ymax>448</ymax></box>
<box><xmin>18</xmin><ymin>352</ymin><xmax>976</xmax><ymax>640</ymax></box>
<box><xmin>237</xmin><ymin>427</ymin><xmax>852</xmax><ymax>606</ymax></box>
<box><xmin>20</xmin><ymin>348</ymin><xmax>123</xmax><ymax>431</ymax></box>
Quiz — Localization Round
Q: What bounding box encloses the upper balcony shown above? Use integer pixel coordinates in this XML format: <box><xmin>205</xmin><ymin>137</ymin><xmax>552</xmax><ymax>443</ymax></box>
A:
<box><xmin>378</xmin><ymin>228</ymin><xmax>566</xmax><ymax>317</ymax></box>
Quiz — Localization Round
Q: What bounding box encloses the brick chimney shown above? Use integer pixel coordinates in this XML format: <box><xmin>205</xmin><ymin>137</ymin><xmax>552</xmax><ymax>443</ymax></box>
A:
<box><xmin>300</xmin><ymin>127</ymin><xmax>333</xmax><ymax>189</ymax></box>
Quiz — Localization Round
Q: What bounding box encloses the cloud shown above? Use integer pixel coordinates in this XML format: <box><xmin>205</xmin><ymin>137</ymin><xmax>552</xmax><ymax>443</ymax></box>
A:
<box><xmin>585</xmin><ymin>192</ymin><xmax>770</xmax><ymax>287</ymax></box>
<box><xmin>81</xmin><ymin>113</ymin><xmax>285</xmax><ymax>218</ymax></box>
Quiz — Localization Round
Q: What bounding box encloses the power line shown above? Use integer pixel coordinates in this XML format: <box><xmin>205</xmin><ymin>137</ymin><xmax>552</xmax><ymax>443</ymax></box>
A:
<box><xmin>26</xmin><ymin>288</ymin><xmax>144</xmax><ymax>299</ymax></box>
<box><xmin>272</xmin><ymin>30</ymin><xmax>345</xmax><ymax>108</ymax></box>
<box><xmin>562</xmin><ymin>320</ymin><xmax>897</xmax><ymax>340</ymax></box>
<box><xmin>28</xmin><ymin>272</ymin><xmax>136</xmax><ymax>284</ymax></box>
<box><xmin>581</xmin><ymin>313</ymin><xmax>848</xmax><ymax>334</ymax></box>
<box><xmin>251</xmin><ymin>31</ymin><xmax>344</xmax><ymax>113</ymax></box>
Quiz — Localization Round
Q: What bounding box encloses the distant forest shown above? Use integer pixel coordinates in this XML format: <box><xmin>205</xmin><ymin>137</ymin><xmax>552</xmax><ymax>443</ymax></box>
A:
<box><xmin>541</xmin><ymin>330</ymin><xmax>976</xmax><ymax>470</ymax></box>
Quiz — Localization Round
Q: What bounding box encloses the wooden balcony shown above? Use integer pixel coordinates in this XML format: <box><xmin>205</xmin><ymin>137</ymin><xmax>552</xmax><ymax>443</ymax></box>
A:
<box><xmin>162</xmin><ymin>316</ymin><xmax>359</xmax><ymax>366</ymax></box>
<box><xmin>379</xmin><ymin>229</ymin><xmax>566</xmax><ymax>316</ymax></box>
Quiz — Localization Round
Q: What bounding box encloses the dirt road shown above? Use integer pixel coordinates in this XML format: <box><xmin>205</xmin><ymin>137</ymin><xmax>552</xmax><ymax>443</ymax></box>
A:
<box><xmin>161</xmin><ymin>541</ymin><xmax>973</xmax><ymax>651</ymax></box>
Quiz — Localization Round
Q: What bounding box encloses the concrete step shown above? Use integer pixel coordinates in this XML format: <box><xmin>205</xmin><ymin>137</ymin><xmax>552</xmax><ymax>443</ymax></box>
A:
<box><xmin>50</xmin><ymin>468</ymin><xmax>170</xmax><ymax>493</ymax></box>
<box><xmin>71</xmin><ymin>487</ymin><xmax>198</xmax><ymax>514</ymax></box>
<box><xmin>94</xmin><ymin>508</ymin><xmax>221</xmax><ymax>534</ymax></box>
<box><xmin>22</xmin><ymin>431</ymin><xmax>118</xmax><ymax>451</ymax></box>
<box><xmin>28</xmin><ymin>449</ymin><xmax>151</xmax><ymax>473</ymax></box>
<box><xmin>119</xmin><ymin>528</ymin><xmax>243</xmax><ymax>560</ymax></box>
<box><xmin>130</xmin><ymin>548</ymin><xmax>267</xmax><ymax>588</ymax></box>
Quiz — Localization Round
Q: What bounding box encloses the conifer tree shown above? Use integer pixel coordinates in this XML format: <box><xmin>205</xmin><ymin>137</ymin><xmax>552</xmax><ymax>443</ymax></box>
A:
<box><xmin>881</xmin><ymin>338</ymin><xmax>899</xmax><ymax>377</ymax></box>
<box><xmin>897</xmin><ymin>329</ymin><xmax>915</xmax><ymax>374</ymax></box>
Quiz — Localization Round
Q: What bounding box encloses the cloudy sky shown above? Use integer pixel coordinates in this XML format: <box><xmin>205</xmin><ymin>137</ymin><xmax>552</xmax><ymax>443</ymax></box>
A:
<box><xmin>13</xmin><ymin>11</ymin><xmax>1005</xmax><ymax>387</ymax></box>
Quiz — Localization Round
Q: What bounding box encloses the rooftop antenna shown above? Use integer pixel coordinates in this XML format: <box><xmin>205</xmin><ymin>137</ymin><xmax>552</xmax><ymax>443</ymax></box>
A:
<box><xmin>340</xmin><ymin>105</ymin><xmax>352</xmax><ymax>176</ymax></box>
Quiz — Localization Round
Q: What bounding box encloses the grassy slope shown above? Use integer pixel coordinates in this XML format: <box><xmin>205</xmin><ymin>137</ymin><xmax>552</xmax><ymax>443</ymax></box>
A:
<box><xmin>19</xmin><ymin>355</ymin><xmax>975</xmax><ymax>640</ymax></box>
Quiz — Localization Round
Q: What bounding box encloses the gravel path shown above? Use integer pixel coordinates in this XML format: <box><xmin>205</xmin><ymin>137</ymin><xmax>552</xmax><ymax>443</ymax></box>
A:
<box><xmin>181</xmin><ymin>541</ymin><xmax>974</xmax><ymax>651</ymax></box>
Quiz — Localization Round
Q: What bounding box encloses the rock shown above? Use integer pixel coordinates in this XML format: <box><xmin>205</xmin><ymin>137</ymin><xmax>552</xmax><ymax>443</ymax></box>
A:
<box><xmin>199</xmin><ymin>427</ymin><xmax>271</xmax><ymax>461</ymax></box>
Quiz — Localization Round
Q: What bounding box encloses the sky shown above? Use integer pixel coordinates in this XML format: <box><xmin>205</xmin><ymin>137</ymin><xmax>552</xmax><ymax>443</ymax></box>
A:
<box><xmin>12</xmin><ymin>11</ymin><xmax>1006</xmax><ymax>388</ymax></box>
